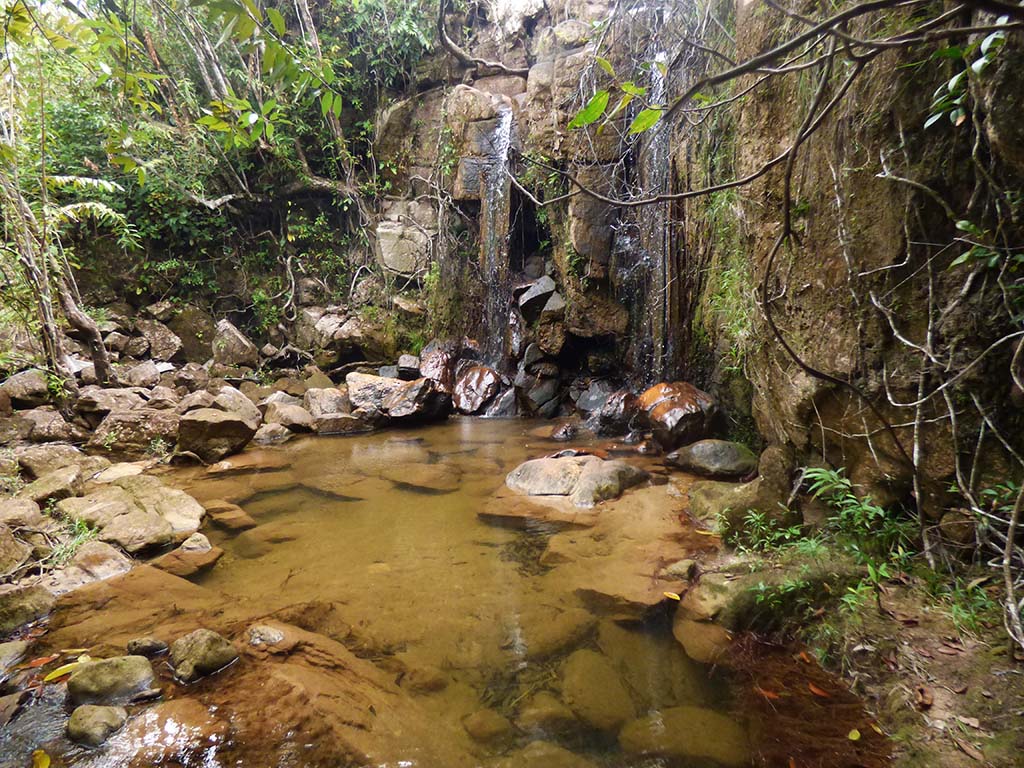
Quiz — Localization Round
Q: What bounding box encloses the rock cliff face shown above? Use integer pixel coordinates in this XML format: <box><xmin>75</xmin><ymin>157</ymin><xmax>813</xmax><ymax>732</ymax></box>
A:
<box><xmin>369</xmin><ymin>0</ymin><xmax>1022</xmax><ymax>508</ymax></box>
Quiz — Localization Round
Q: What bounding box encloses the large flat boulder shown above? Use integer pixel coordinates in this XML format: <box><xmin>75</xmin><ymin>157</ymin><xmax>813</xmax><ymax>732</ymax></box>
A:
<box><xmin>178</xmin><ymin>409</ymin><xmax>257</xmax><ymax>463</ymax></box>
<box><xmin>666</xmin><ymin>439</ymin><xmax>758</xmax><ymax>479</ymax></box>
<box><xmin>87</xmin><ymin>409</ymin><xmax>179</xmax><ymax>457</ymax></box>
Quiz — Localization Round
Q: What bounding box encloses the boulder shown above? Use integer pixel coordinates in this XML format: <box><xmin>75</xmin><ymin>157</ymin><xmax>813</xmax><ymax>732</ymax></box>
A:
<box><xmin>618</xmin><ymin>706</ymin><xmax>749</xmax><ymax>767</ymax></box>
<box><xmin>87</xmin><ymin>408</ymin><xmax>180</xmax><ymax>457</ymax></box>
<box><xmin>204</xmin><ymin>500</ymin><xmax>257</xmax><ymax>531</ymax></box>
<box><xmin>0</xmin><ymin>583</ymin><xmax>54</xmax><ymax>633</ymax></box>
<box><xmin>346</xmin><ymin>372</ymin><xmax>406</xmax><ymax>412</ymax></box>
<box><xmin>561</xmin><ymin>649</ymin><xmax>635</xmax><ymax>730</ymax></box>
<box><xmin>576</xmin><ymin>379</ymin><xmax>616</xmax><ymax>413</ymax></box>
<box><xmin>76</xmin><ymin>386</ymin><xmax>147</xmax><ymax>426</ymax></box>
<box><xmin>313</xmin><ymin>413</ymin><xmax>374</xmax><ymax>435</ymax></box>
<box><xmin>263</xmin><ymin>402</ymin><xmax>314</xmax><ymax>433</ymax></box>
<box><xmin>124</xmin><ymin>360</ymin><xmax>161</xmax><ymax>388</ymax></box>
<box><xmin>67</xmin><ymin>656</ymin><xmax>155</xmax><ymax>705</ymax></box>
<box><xmin>212</xmin><ymin>319</ymin><xmax>259</xmax><ymax>368</ymax></box>
<box><xmin>146</xmin><ymin>385</ymin><xmax>180</xmax><ymax>410</ymax></box>
<box><xmin>0</xmin><ymin>498</ymin><xmax>45</xmax><ymax>528</ymax></box>
<box><xmin>667</xmin><ymin>439</ymin><xmax>758</xmax><ymax>479</ymax></box>
<box><xmin>516</xmin><ymin>692</ymin><xmax>578</xmax><ymax>733</ymax></box>
<box><xmin>254</xmin><ymin>423</ymin><xmax>295</xmax><ymax>444</ymax></box>
<box><xmin>0</xmin><ymin>640</ymin><xmax>28</xmax><ymax>677</ymax></box>
<box><xmin>0</xmin><ymin>369</ymin><xmax>49</xmax><ymax>407</ymax></box>
<box><xmin>382</xmin><ymin>377</ymin><xmax>452</xmax><ymax>422</ymax></box>
<box><xmin>42</xmin><ymin>541</ymin><xmax>133</xmax><ymax>596</ymax></box>
<box><xmin>17</xmin><ymin>464</ymin><xmax>83</xmax><ymax>504</ymax></box>
<box><xmin>126</xmin><ymin>637</ymin><xmax>168</xmax><ymax>657</ymax></box>
<box><xmin>134</xmin><ymin>319</ymin><xmax>183</xmax><ymax>361</ymax></box>
<box><xmin>375</xmin><ymin>221</ymin><xmax>431</xmax><ymax>276</ymax></box>
<box><xmin>452</xmin><ymin>366</ymin><xmax>503</xmax><ymax>414</ymax></box>
<box><xmin>173</xmin><ymin>363</ymin><xmax>210</xmax><ymax>392</ymax></box>
<box><xmin>21</xmin><ymin>407</ymin><xmax>85</xmax><ymax>443</ymax></box>
<box><xmin>492</xmin><ymin>741</ymin><xmax>596</xmax><ymax>768</ymax></box>
<box><xmin>124</xmin><ymin>335</ymin><xmax>149</xmax><ymax>358</ymax></box>
<box><xmin>15</xmin><ymin>443</ymin><xmax>88</xmax><ymax>479</ymax></box>
<box><xmin>114</xmin><ymin>475</ymin><xmax>204</xmax><ymax>541</ymax></box>
<box><xmin>637</xmin><ymin>382</ymin><xmax>717</xmax><ymax>450</ymax></box>
<box><xmin>68</xmin><ymin>704</ymin><xmax>127</xmax><ymax>746</ymax></box>
<box><xmin>397</xmin><ymin>354</ymin><xmax>420</xmax><ymax>380</ymax></box>
<box><xmin>59</xmin><ymin>489</ymin><xmax>172</xmax><ymax>553</ymax></box>
<box><xmin>380</xmin><ymin>463</ymin><xmax>461</xmax><ymax>493</ymax></box>
<box><xmin>570</xmin><ymin>460</ymin><xmax>649</xmax><ymax>508</ymax></box>
<box><xmin>462</xmin><ymin>708</ymin><xmax>514</xmax><ymax>744</ymax></box>
<box><xmin>178</xmin><ymin>408</ymin><xmax>257</xmax><ymax>462</ymax></box>
<box><xmin>303</xmin><ymin>387</ymin><xmax>350</xmax><ymax>418</ymax></box>
<box><xmin>506</xmin><ymin>456</ymin><xmax>599</xmax><ymax>496</ymax></box>
<box><xmin>419</xmin><ymin>346</ymin><xmax>456</xmax><ymax>393</ymax></box>
<box><xmin>169</xmin><ymin>628</ymin><xmax>238</xmax><ymax>682</ymax></box>
<box><xmin>518</xmin><ymin>275</ymin><xmax>557</xmax><ymax>320</ymax></box>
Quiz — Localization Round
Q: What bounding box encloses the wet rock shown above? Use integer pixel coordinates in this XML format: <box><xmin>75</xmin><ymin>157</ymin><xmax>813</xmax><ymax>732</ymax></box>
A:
<box><xmin>178</xmin><ymin>408</ymin><xmax>257</xmax><ymax>462</ymax></box>
<box><xmin>462</xmin><ymin>708</ymin><xmax>514</xmax><ymax>744</ymax></box>
<box><xmin>397</xmin><ymin>354</ymin><xmax>420</xmax><ymax>380</ymax></box>
<box><xmin>667</xmin><ymin>439</ymin><xmax>758</xmax><ymax>479</ymax></box>
<box><xmin>135</xmin><ymin>318</ymin><xmax>183</xmax><ymax>361</ymax></box>
<box><xmin>0</xmin><ymin>524</ymin><xmax>30</xmax><ymax>574</ymax></box>
<box><xmin>264</xmin><ymin>402</ymin><xmax>314</xmax><ymax>433</ymax></box>
<box><xmin>518</xmin><ymin>275</ymin><xmax>557</xmax><ymax>320</ymax></box>
<box><xmin>516</xmin><ymin>692</ymin><xmax>578</xmax><ymax>733</ymax></box>
<box><xmin>346</xmin><ymin>372</ymin><xmax>406</xmax><ymax>412</ymax></box>
<box><xmin>169</xmin><ymin>628</ymin><xmax>238</xmax><ymax>682</ymax></box>
<box><xmin>68</xmin><ymin>704</ymin><xmax>128</xmax><ymax>746</ymax></box>
<box><xmin>570</xmin><ymin>459</ymin><xmax>649</xmax><ymax>508</ymax></box>
<box><xmin>518</xmin><ymin>605</ymin><xmax>596</xmax><ymax>659</ymax></box>
<box><xmin>687</xmin><ymin>479</ymin><xmax>761</xmax><ymax>531</ymax></box>
<box><xmin>419</xmin><ymin>345</ymin><xmax>456</xmax><ymax>393</ymax></box>
<box><xmin>303</xmin><ymin>387</ymin><xmax>350</xmax><ymax>418</ymax></box>
<box><xmin>526</xmin><ymin>377</ymin><xmax>560</xmax><ymax>416</ymax></box>
<box><xmin>254</xmin><ymin>423</ymin><xmax>294</xmax><ymax>443</ymax></box>
<box><xmin>17</xmin><ymin>464</ymin><xmax>83</xmax><ymax>504</ymax></box>
<box><xmin>637</xmin><ymin>381</ymin><xmax>717</xmax><ymax>450</ymax></box>
<box><xmin>383</xmin><ymin>377</ymin><xmax>452</xmax><ymax>422</ymax></box>
<box><xmin>661</xmin><ymin>558</ymin><xmax>697</xmax><ymax>581</ymax></box>
<box><xmin>0</xmin><ymin>498</ymin><xmax>45</xmax><ymax>528</ymax></box>
<box><xmin>212</xmin><ymin>319</ymin><xmax>259</xmax><ymax>368</ymax></box>
<box><xmin>483</xmin><ymin>387</ymin><xmax>521</xmax><ymax>418</ymax></box>
<box><xmin>493</xmin><ymin>741</ymin><xmax>596</xmax><ymax>768</ymax></box>
<box><xmin>121</xmin><ymin>698</ymin><xmax>229</xmax><ymax>763</ymax></box>
<box><xmin>452</xmin><ymin>366</ymin><xmax>503</xmax><ymax>414</ymax></box>
<box><xmin>1</xmin><ymin>369</ymin><xmax>49</xmax><ymax>408</ymax></box>
<box><xmin>576</xmin><ymin>379</ymin><xmax>616</xmax><ymax>413</ymax></box>
<box><xmin>618</xmin><ymin>706</ymin><xmax>749</xmax><ymax>767</ymax></box>
<box><xmin>246</xmin><ymin>624</ymin><xmax>288</xmax><ymax>650</ymax></box>
<box><xmin>0</xmin><ymin>640</ymin><xmax>29</xmax><ymax>677</ymax></box>
<box><xmin>153</xmin><ymin>533</ymin><xmax>223</xmax><ymax>577</ymax></box>
<box><xmin>126</xmin><ymin>636</ymin><xmax>168</xmax><ymax>657</ymax></box>
<box><xmin>551</xmin><ymin>422</ymin><xmax>578</xmax><ymax>441</ymax></box>
<box><xmin>67</xmin><ymin>655</ymin><xmax>155</xmax><ymax>704</ymax></box>
<box><xmin>591</xmin><ymin>389</ymin><xmax>638</xmax><ymax>435</ymax></box>
<box><xmin>507</xmin><ymin>456</ymin><xmax>599</xmax><ymax>496</ymax></box>
<box><xmin>561</xmin><ymin>649</ymin><xmax>635</xmax><ymax>730</ymax></box>
<box><xmin>87</xmin><ymin>408</ymin><xmax>180</xmax><ymax>457</ymax></box>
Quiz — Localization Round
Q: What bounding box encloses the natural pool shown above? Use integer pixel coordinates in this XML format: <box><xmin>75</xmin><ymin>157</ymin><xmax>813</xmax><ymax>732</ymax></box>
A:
<box><xmin>2</xmin><ymin>418</ymin><xmax>888</xmax><ymax>767</ymax></box>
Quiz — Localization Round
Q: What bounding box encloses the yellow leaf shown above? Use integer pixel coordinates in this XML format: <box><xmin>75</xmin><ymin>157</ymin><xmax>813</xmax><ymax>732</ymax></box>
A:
<box><xmin>848</xmin><ymin>729</ymin><xmax>861</xmax><ymax>741</ymax></box>
<box><xmin>663</xmin><ymin>591</ymin><xmax>681</xmax><ymax>601</ymax></box>
<box><xmin>42</xmin><ymin>656</ymin><xmax>90</xmax><ymax>683</ymax></box>
<box><xmin>32</xmin><ymin>750</ymin><xmax>50</xmax><ymax>768</ymax></box>
<box><xmin>694</xmin><ymin>529</ymin><xmax>717</xmax><ymax>536</ymax></box>
<box><xmin>870</xmin><ymin>722</ymin><xmax>884</xmax><ymax>735</ymax></box>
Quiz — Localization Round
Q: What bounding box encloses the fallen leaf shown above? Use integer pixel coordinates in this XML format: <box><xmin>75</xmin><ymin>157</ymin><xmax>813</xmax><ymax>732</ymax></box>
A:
<box><xmin>808</xmin><ymin>682</ymin><xmax>831</xmax><ymax>698</ymax></box>
<box><xmin>788</xmin><ymin>758</ymin><xmax>797</xmax><ymax>768</ymax></box>
<box><xmin>754</xmin><ymin>686</ymin><xmax>781</xmax><ymax>700</ymax></box>
<box><xmin>953</xmin><ymin>684</ymin><xmax>968</xmax><ymax>694</ymax></box>
<box><xmin>953</xmin><ymin>736</ymin><xmax>984</xmax><ymax>761</ymax></box>
<box><xmin>956</xmin><ymin>715</ymin><xmax>982</xmax><ymax>729</ymax></box>
<box><xmin>916</xmin><ymin>647</ymin><xmax>934</xmax><ymax>659</ymax></box>
<box><xmin>43</xmin><ymin>656</ymin><xmax>91</xmax><ymax>683</ymax></box>
<box><xmin>694</xmin><ymin>529</ymin><xmax>717</xmax><ymax>536</ymax></box>
<box><xmin>663</xmin><ymin>591</ymin><xmax>681</xmax><ymax>601</ymax></box>
<box><xmin>848</xmin><ymin>728</ymin><xmax>861</xmax><ymax>741</ymax></box>
<box><xmin>870</xmin><ymin>722</ymin><xmax>884</xmax><ymax>735</ymax></box>
<box><xmin>937</xmin><ymin>646</ymin><xmax>961</xmax><ymax>656</ymax></box>
<box><xmin>914</xmin><ymin>685</ymin><xmax>934</xmax><ymax>710</ymax></box>
<box><xmin>799</xmin><ymin>651</ymin><xmax>813</xmax><ymax>664</ymax></box>
<box><xmin>19</xmin><ymin>654</ymin><xmax>59</xmax><ymax>669</ymax></box>
<box><xmin>31</xmin><ymin>750</ymin><xmax>50</xmax><ymax>768</ymax></box>
<box><xmin>60</xmin><ymin>648</ymin><xmax>89</xmax><ymax>655</ymax></box>
<box><xmin>981</xmin><ymin>689</ymin><xmax>993</xmax><ymax>698</ymax></box>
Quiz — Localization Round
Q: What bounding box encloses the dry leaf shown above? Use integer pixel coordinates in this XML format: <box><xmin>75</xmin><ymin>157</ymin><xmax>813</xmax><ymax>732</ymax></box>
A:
<box><xmin>663</xmin><ymin>591</ymin><xmax>681</xmax><ymax>601</ymax></box>
<box><xmin>848</xmin><ymin>729</ymin><xmax>861</xmax><ymax>741</ymax></box>
<box><xmin>799</xmin><ymin>651</ymin><xmax>813</xmax><ymax>664</ymax></box>
<box><xmin>754</xmin><ymin>686</ymin><xmax>781</xmax><ymax>700</ymax></box>
<box><xmin>19</xmin><ymin>654</ymin><xmax>59</xmax><ymax>669</ymax></box>
<box><xmin>808</xmin><ymin>682</ymin><xmax>831</xmax><ymax>698</ymax></box>
<box><xmin>788</xmin><ymin>758</ymin><xmax>797</xmax><ymax>768</ymax></box>
<box><xmin>956</xmin><ymin>716</ymin><xmax>982</xmax><ymax>730</ymax></box>
<box><xmin>870</xmin><ymin>722</ymin><xmax>884</xmax><ymax>735</ymax></box>
<box><xmin>952</xmin><ymin>684</ymin><xmax>968</xmax><ymax>694</ymax></box>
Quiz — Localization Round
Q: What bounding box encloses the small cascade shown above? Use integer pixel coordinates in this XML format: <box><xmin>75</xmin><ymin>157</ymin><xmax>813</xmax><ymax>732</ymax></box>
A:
<box><xmin>479</xmin><ymin>106</ymin><xmax>515</xmax><ymax>367</ymax></box>
<box><xmin>614</xmin><ymin>50</ymin><xmax>678</xmax><ymax>387</ymax></box>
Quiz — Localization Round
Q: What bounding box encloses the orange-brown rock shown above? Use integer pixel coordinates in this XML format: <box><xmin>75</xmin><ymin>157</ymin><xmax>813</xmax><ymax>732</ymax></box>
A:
<box><xmin>637</xmin><ymin>382</ymin><xmax>717</xmax><ymax>450</ymax></box>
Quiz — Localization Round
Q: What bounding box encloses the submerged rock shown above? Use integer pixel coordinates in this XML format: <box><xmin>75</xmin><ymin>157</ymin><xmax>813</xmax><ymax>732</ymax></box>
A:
<box><xmin>515</xmin><ymin>692</ymin><xmax>578</xmax><ymax>733</ymax></box>
<box><xmin>153</xmin><ymin>533</ymin><xmax>223</xmax><ymax>577</ymax></box>
<box><xmin>493</xmin><ymin>741</ymin><xmax>596</xmax><ymax>768</ymax></box>
<box><xmin>68</xmin><ymin>704</ymin><xmax>128</xmax><ymax>746</ymax></box>
<box><xmin>506</xmin><ymin>456</ymin><xmax>648</xmax><ymax>508</ymax></box>
<box><xmin>462</xmin><ymin>708</ymin><xmax>514</xmax><ymax>744</ymax></box>
<box><xmin>127</xmin><ymin>637</ymin><xmax>169</xmax><ymax>657</ymax></box>
<box><xmin>169</xmin><ymin>629</ymin><xmax>238</xmax><ymax>682</ymax></box>
<box><xmin>618</xmin><ymin>705</ymin><xmax>750</xmax><ymax>767</ymax></box>
<box><xmin>637</xmin><ymin>381</ymin><xmax>717</xmax><ymax>450</ymax></box>
<box><xmin>560</xmin><ymin>649</ymin><xmax>635</xmax><ymax>731</ymax></box>
<box><xmin>667</xmin><ymin>439</ymin><xmax>758</xmax><ymax>479</ymax></box>
<box><xmin>67</xmin><ymin>655</ymin><xmax>155</xmax><ymax>705</ymax></box>
<box><xmin>570</xmin><ymin>459</ymin><xmax>648</xmax><ymax>508</ymax></box>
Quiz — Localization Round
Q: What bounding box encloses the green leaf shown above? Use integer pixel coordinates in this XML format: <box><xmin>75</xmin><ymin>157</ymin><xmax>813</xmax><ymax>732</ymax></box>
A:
<box><xmin>332</xmin><ymin>94</ymin><xmax>343</xmax><ymax>118</ymax></box>
<box><xmin>620</xmin><ymin>81</ymin><xmax>646</xmax><ymax>97</ymax></box>
<box><xmin>923</xmin><ymin>112</ymin><xmax>944</xmax><ymax>129</ymax></box>
<box><xmin>628</xmin><ymin>107</ymin><xmax>663</xmax><ymax>134</ymax></box>
<box><xmin>595</xmin><ymin>56</ymin><xmax>615</xmax><ymax>78</ymax></box>
<box><xmin>266</xmin><ymin>7</ymin><xmax>286</xmax><ymax>36</ymax></box>
<box><xmin>568</xmin><ymin>90</ymin><xmax>610</xmax><ymax>129</ymax></box>
<box><xmin>971</xmin><ymin>57</ymin><xmax>989</xmax><ymax>75</ymax></box>
<box><xmin>321</xmin><ymin>92</ymin><xmax>333</xmax><ymax>117</ymax></box>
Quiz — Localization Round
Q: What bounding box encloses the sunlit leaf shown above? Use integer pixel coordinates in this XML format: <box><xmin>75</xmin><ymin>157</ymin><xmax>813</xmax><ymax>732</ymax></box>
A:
<box><xmin>595</xmin><ymin>56</ymin><xmax>615</xmax><ymax>78</ymax></box>
<box><xmin>807</xmin><ymin>682</ymin><xmax>831</xmax><ymax>698</ymax></box>
<box><xmin>568</xmin><ymin>90</ymin><xmax>610</xmax><ymax>129</ymax></box>
<box><xmin>32</xmin><ymin>750</ymin><xmax>50</xmax><ymax>768</ymax></box>
<box><xmin>848</xmin><ymin>729</ymin><xmax>861</xmax><ymax>741</ymax></box>
<box><xmin>266</xmin><ymin>7</ymin><xmax>286</xmax><ymax>36</ymax></box>
<box><xmin>628</xmin><ymin>107</ymin><xmax>663</xmax><ymax>134</ymax></box>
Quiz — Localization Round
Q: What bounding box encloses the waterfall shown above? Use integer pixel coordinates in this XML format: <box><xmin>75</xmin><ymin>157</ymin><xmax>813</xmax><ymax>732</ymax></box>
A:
<box><xmin>480</xmin><ymin>106</ymin><xmax>514</xmax><ymax>367</ymax></box>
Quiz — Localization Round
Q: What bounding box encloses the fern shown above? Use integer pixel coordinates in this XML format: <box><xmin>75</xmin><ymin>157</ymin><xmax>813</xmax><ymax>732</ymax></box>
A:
<box><xmin>45</xmin><ymin>175</ymin><xmax>124</xmax><ymax>194</ymax></box>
